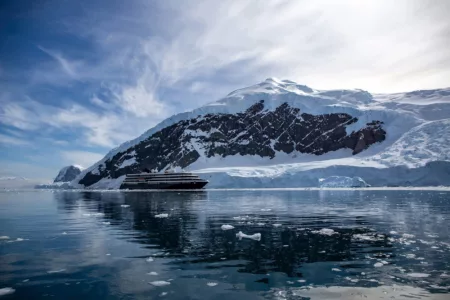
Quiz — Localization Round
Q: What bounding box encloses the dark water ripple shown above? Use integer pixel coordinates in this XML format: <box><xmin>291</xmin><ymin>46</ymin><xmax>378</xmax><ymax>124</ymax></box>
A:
<box><xmin>0</xmin><ymin>189</ymin><xmax>449</xmax><ymax>299</ymax></box>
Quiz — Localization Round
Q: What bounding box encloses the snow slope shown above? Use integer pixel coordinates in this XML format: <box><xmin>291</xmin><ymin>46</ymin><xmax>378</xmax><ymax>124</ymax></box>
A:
<box><xmin>71</xmin><ymin>78</ymin><xmax>450</xmax><ymax>188</ymax></box>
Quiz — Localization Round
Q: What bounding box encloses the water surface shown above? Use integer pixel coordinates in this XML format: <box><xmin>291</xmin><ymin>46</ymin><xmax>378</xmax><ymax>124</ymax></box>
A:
<box><xmin>1</xmin><ymin>189</ymin><xmax>450</xmax><ymax>299</ymax></box>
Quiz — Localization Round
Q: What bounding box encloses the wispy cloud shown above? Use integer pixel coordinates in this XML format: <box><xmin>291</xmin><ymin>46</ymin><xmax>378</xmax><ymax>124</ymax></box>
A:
<box><xmin>0</xmin><ymin>133</ymin><xmax>31</xmax><ymax>146</ymax></box>
<box><xmin>37</xmin><ymin>46</ymin><xmax>79</xmax><ymax>78</ymax></box>
<box><xmin>1</xmin><ymin>0</ymin><xmax>449</xmax><ymax>176</ymax></box>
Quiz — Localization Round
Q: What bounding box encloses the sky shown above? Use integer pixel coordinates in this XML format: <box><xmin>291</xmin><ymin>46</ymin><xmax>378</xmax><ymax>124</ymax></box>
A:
<box><xmin>1</xmin><ymin>0</ymin><xmax>449</xmax><ymax>181</ymax></box>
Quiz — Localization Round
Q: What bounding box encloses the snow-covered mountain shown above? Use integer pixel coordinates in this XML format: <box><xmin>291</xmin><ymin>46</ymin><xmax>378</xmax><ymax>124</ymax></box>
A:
<box><xmin>71</xmin><ymin>78</ymin><xmax>450</xmax><ymax>188</ymax></box>
<box><xmin>54</xmin><ymin>165</ymin><xmax>83</xmax><ymax>183</ymax></box>
<box><xmin>0</xmin><ymin>176</ymin><xmax>44</xmax><ymax>189</ymax></box>
<box><xmin>34</xmin><ymin>165</ymin><xmax>83</xmax><ymax>189</ymax></box>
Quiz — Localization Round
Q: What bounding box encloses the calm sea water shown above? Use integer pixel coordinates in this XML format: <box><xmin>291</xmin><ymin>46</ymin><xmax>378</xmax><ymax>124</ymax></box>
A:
<box><xmin>1</xmin><ymin>189</ymin><xmax>450</xmax><ymax>299</ymax></box>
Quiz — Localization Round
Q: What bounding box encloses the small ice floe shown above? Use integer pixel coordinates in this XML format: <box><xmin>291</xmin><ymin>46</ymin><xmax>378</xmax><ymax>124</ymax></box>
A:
<box><xmin>427</xmin><ymin>234</ymin><xmax>439</xmax><ymax>238</ymax></box>
<box><xmin>221</xmin><ymin>225</ymin><xmax>234</xmax><ymax>230</ymax></box>
<box><xmin>120</xmin><ymin>205</ymin><xmax>130</xmax><ymax>208</ymax></box>
<box><xmin>419</xmin><ymin>239</ymin><xmax>433</xmax><ymax>245</ymax></box>
<box><xmin>431</xmin><ymin>246</ymin><xmax>439</xmax><ymax>249</ymax></box>
<box><xmin>440</xmin><ymin>273</ymin><xmax>449</xmax><ymax>278</ymax></box>
<box><xmin>380</xmin><ymin>260</ymin><xmax>389</xmax><ymax>265</ymax></box>
<box><xmin>389</xmin><ymin>231</ymin><xmax>398</xmax><ymax>235</ymax></box>
<box><xmin>22</xmin><ymin>279</ymin><xmax>29</xmax><ymax>282</ymax></box>
<box><xmin>160</xmin><ymin>292</ymin><xmax>168</xmax><ymax>296</ymax></box>
<box><xmin>47</xmin><ymin>269</ymin><xmax>66</xmax><ymax>274</ymax></box>
<box><xmin>429</xmin><ymin>284</ymin><xmax>450</xmax><ymax>290</ymax></box>
<box><xmin>62</xmin><ymin>232</ymin><xmax>67</xmax><ymax>235</ymax></box>
<box><xmin>236</xmin><ymin>231</ymin><xmax>261</xmax><ymax>241</ymax></box>
<box><xmin>287</xmin><ymin>281</ymin><xmax>294</xmax><ymax>284</ymax></box>
<box><xmin>260</xmin><ymin>209</ymin><xmax>272</xmax><ymax>212</ymax></box>
<box><xmin>146</xmin><ymin>257</ymin><xmax>154</xmax><ymax>262</ymax></box>
<box><xmin>318</xmin><ymin>250</ymin><xmax>325</xmax><ymax>253</ymax></box>
<box><xmin>233</xmin><ymin>216</ymin><xmax>248</xmax><ymax>221</ymax></box>
<box><xmin>0</xmin><ymin>288</ymin><xmax>15</xmax><ymax>296</ymax></box>
<box><xmin>256</xmin><ymin>223</ymin><xmax>265</xmax><ymax>226</ymax></box>
<box><xmin>0</xmin><ymin>236</ymin><xmax>10</xmax><ymax>240</ymax></box>
<box><xmin>102</xmin><ymin>222</ymin><xmax>111</xmax><ymax>225</ymax></box>
<box><xmin>83</xmin><ymin>213</ymin><xmax>104</xmax><ymax>217</ymax></box>
<box><xmin>361</xmin><ymin>272</ymin><xmax>366</xmax><ymax>276</ymax></box>
<box><xmin>207</xmin><ymin>282</ymin><xmax>218</xmax><ymax>287</ymax></box>
<box><xmin>407</xmin><ymin>273</ymin><xmax>430</xmax><ymax>278</ymax></box>
<box><xmin>345</xmin><ymin>277</ymin><xmax>359</xmax><ymax>283</ymax></box>
<box><xmin>147</xmin><ymin>272</ymin><xmax>158</xmax><ymax>276</ymax></box>
<box><xmin>149</xmin><ymin>281</ymin><xmax>171</xmax><ymax>286</ymax></box>
<box><xmin>155</xmin><ymin>213</ymin><xmax>168</xmax><ymax>218</ymax></box>
<box><xmin>406</xmin><ymin>254</ymin><xmax>416</xmax><ymax>259</ymax></box>
<box><xmin>15</xmin><ymin>238</ymin><xmax>24</xmax><ymax>242</ymax></box>
<box><xmin>402</xmin><ymin>233</ymin><xmax>415</xmax><ymax>239</ymax></box>
<box><xmin>374</xmin><ymin>262</ymin><xmax>384</xmax><ymax>267</ymax></box>
<box><xmin>311</xmin><ymin>228</ymin><xmax>337</xmax><ymax>236</ymax></box>
<box><xmin>332</xmin><ymin>268</ymin><xmax>342</xmax><ymax>272</ymax></box>
<box><xmin>353</xmin><ymin>234</ymin><xmax>384</xmax><ymax>242</ymax></box>
<box><xmin>297</xmin><ymin>279</ymin><xmax>306</xmax><ymax>283</ymax></box>
<box><xmin>273</xmin><ymin>224</ymin><xmax>282</xmax><ymax>228</ymax></box>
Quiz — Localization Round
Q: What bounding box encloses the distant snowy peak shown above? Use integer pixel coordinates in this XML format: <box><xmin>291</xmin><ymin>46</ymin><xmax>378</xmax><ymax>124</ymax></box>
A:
<box><xmin>0</xmin><ymin>176</ymin><xmax>28</xmax><ymax>181</ymax></box>
<box><xmin>54</xmin><ymin>165</ymin><xmax>83</xmax><ymax>183</ymax></box>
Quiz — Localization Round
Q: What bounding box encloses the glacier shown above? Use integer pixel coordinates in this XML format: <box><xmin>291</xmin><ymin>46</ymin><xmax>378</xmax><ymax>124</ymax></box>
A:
<box><xmin>67</xmin><ymin>78</ymin><xmax>450</xmax><ymax>189</ymax></box>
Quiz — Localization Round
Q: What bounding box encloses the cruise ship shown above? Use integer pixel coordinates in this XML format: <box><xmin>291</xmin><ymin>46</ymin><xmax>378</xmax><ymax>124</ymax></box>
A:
<box><xmin>120</xmin><ymin>169</ymin><xmax>208</xmax><ymax>190</ymax></box>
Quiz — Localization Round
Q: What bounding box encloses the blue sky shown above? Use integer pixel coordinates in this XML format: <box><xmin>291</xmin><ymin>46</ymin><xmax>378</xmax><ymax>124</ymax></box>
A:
<box><xmin>1</xmin><ymin>0</ymin><xmax>449</xmax><ymax>181</ymax></box>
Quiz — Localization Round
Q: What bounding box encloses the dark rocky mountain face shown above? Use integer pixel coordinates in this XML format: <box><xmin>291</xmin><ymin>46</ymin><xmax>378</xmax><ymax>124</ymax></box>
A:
<box><xmin>79</xmin><ymin>101</ymin><xmax>386</xmax><ymax>186</ymax></box>
<box><xmin>54</xmin><ymin>166</ymin><xmax>82</xmax><ymax>183</ymax></box>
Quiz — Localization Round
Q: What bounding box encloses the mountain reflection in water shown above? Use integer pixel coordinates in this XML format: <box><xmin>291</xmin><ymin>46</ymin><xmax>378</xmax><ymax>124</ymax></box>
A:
<box><xmin>0</xmin><ymin>189</ymin><xmax>449</xmax><ymax>299</ymax></box>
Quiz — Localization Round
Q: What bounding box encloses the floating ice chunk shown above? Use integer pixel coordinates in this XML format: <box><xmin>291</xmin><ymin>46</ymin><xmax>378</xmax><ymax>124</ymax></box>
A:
<box><xmin>160</xmin><ymin>292</ymin><xmax>168</xmax><ymax>296</ymax></box>
<box><xmin>273</xmin><ymin>224</ymin><xmax>282</xmax><ymax>228</ymax></box>
<box><xmin>149</xmin><ymin>281</ymin><xmax>171</xmax><ymax>286</ymax></box>
<box><xmin>0</xmin><ymin>236</ymin><xmax>10</xmax><ymax>240</ymax></box>
<box><xmin>102</xmin><ymin>222</ymin><xmax>111</xmax><ymax>225</ymax></box>
<box><xmin>221</xmin><ymin>225</ymin><xmax>234</xmax><ymax>230</ymax></box>
<box><xmin>287</xmin><ymin>281</ymin><xmax>294</xmax><ymax>284</ymax></box>
<box><xmin>427</xmin><ymin>234</ymin><xmax>438</xmax><ymax>238</ymax></box>
<box><xmin>106</xmin><ymin>253</ymin><xmax>111</xmax><ymax>256</ymax></box>
<box><xmin>345</xmin><ymin>277</ymin><xmax>359</xmax><ymax>283</ymax></box>
<box><xmin>47</xmin><ymin>269</ymin><xmax>66</xmax><ymax>274</ymax></box>
<box><xmin>312</xmin><ymin>228</ymin><xmax>337</xmax><ymax>236</ymax></box>
<box><xmin>257</xmin><ymin>223</ymin><xmax>265</xmax><ymax>226</ymax></box>
<box><xmin>120</xmin><ymin>205</ymin><xmax>130</xmax><ymax>208</ymax></box>
<box><xmin>389</xmin><ymin>231</ymin><xmax>398</xmax><ymax>235</ymax></box>
<box><xmin>352</xmin><ymin>234</ymin><xmax>383</xmax><ymax>241</ymax></box>
<box><xmin>236</xmin><ymin>231</ymin><xmax>261</xmax><ymax>241</ymax></box>
<box><xmin>407</xmin><ymin>273</ymin><xmax>430</xmax><ymax>278</ymax></box>
<box><xmin>22</xmin><ymin>279</ymin><xmax>29</xmax><ymax>282</ymax></box>
<box><xmin>155</xmin><ymin>213</ymin><xmax>168</xmax><ymax>218</ymax></box>
<box><xmin>260</xmin><ymin>209</ymin><xmax>272</xmax><ymax>211</ymax></box>
<box><xmin>374</xmin><ymin>262</ymin><xmax>384</xmax><ymax>267</ymax></box>
<box><xmin>16</xmin><ymin>238</ymin><xmax>24</xmax><ymax>241</ymax></box>
<box><xmin>83</xmin><ymin>213</ymin><xmax>104</xmax><ymax>217</ymax></box>
<box><xmin>381</xmin><ymin>260</ymin><xmax>389</xmax><ymax>265</ymax></box>
<box><xmin>332</xmin><ymin>268</ymin><xmax>342</xmax><ymax>272</ymax></box>
<box><xmin>0</xmin><ymin>288</ymin><xmax>15</xmax><ymax>296</ymax></box>
<box><xmin>62</xmin><ymin>232</ymin><xmax>67</xmax><ymax>235</ymax></box>
<box><xmin>233</xmin><ymin>216</ymin><xmax>248</xmax><ymax>221</ymax></box>
<box><xmin>147</xmin><ymin>272</ymin><xmax>158</xmax><ymax>276</ymax></box>
<box><xmin>297</xmin><ymin>279</ymin><xmax>306</xmax><ymax>283</ymax></box>
<box><xmin>406</xmin><ymin>254</ymin><xmax>416</xmax><ymax>258</ymax></box>
<box><xmin>440</xmin><ymin>273</ymin><xmax>449</xmax><ymax>278</ymax></box>
<box><xmin>146</xmin><ymin>257</ymin><xmax>154</xmax><ymax>262</ymax></box>
<box><xmin>207</xmin><ymin>282</ymin><xmax>218</xmax><ymax>287</ymax></box>
<box><xmin>402</xmin><ymin>233</ymin><xmax>415</xmax><ymax>239</ymax></box>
